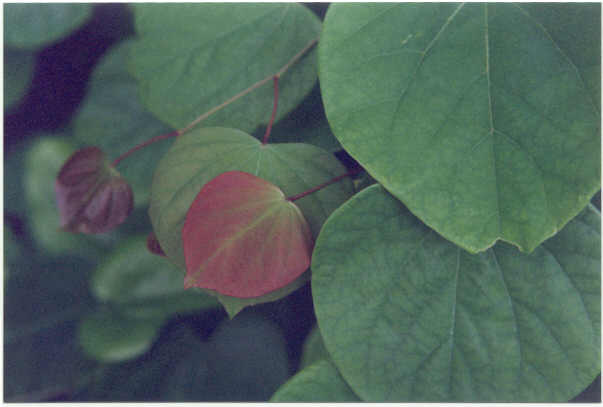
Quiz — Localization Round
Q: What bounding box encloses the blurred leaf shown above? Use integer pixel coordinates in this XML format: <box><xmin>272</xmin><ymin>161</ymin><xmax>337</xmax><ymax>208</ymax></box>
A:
<box><xmin>4</xmin><ymin>257</ymin><xmax>97</xmax><ymax>401</ymax></box>
<box><xmin>3</xmin><ymin>226</ymin><xmax>21</xmax><ymax>281</ymax></box>
<box><xmin>4</xmin><ymin>3</ymin><xmax>92</xmax><ymax>49</ymax></box>
<box><xmin>128</xmin><ymin>3</ymin><xmax>321</xmax><ymax>133</ymax></box>
<box><xmin>78</xmin><ymin>308</ymin><xmax>163</xmax><ymax>363</ymax></box>
<box><xmin>4</xmin><ymin>48</ymin><xmax>34</xmax><ymax>110</ymax></box>
<box><xmin>73</xmin><ymin>40</ymin><xmax>174</xmax><ymax>207</ymax></box>
<box><xmin>270</xmin><ymin>359</ymin><xmax>359</xmax><ymax>402</ymax></box>
<box><xmin>299</xmin><ymin>325</ymin><xmax>329</xmax><ymax>369</ymax></box>
<box><xmin>24</xmin><ymin>137</ymin><xmax>122</xmax><ymax>257</ymax></box>
<box><xmin>77</xmin><ymin>312</ymin><xmax>290</xmax><ymax>401</ymax></box>
<box><xmin>91</xmin><ymin>235</ymin><xmax>218</xmax><ymax>320</ymax></box>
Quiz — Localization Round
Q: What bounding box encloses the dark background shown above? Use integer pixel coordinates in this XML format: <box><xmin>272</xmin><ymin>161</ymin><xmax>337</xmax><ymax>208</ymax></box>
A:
<box><xmin>4</xmin><ymin>3</ymin><xmax>600</xmax><ymax>402</ymax></box>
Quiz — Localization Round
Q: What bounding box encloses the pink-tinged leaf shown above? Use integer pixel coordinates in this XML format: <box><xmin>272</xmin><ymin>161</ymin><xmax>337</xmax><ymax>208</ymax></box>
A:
<box><xmin>55</xmin><ymin>146</ymin><xmax>133</xmax><ymax>234</ymax></box>
<box><xmin>182</xmin><ymin>171</ymin><xmax>313</xmax><ymax>298</ymax></box>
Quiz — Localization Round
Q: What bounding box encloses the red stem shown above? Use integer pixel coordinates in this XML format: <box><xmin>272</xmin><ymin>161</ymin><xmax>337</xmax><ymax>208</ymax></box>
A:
<box><xmin>262</xmin><ymin>76</ymin><xmax>279</xmax><ymax>145</ymax></box>
<box><xmin>287</xmin><ymin>168</ymin><xmax>363</xmax><ymax>202</ymax></box>
<box><xmin>111</xmin><ymin>130</ymin><xmax>179</xmax><ymax>167</ymax></box>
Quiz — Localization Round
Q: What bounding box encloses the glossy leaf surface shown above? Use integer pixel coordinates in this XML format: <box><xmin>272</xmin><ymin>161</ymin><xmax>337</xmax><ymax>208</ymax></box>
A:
<box><xmin>73</xmin><ymin>40</ymin><xmax>174</xmax><ymax>207</ymax></box>
<box><xmin>319</xmin><ymin>3</ymin><xmax>601</xmax><ymax>253</ymax></box>
<box><xmin>271</xmin><ymin>359</ymin><xmax>360</xmax><ymax>402</ymax></box>
<box><xmin>4</xmin><ymin>3</ymin><xmax>91</xmax><ymax>49</ymax></box>
<box><xmin>183</xmin><ymin>171</ymin><xmax>313</xmax><ymax>298</ymax></box>
<box><xmin>129</xmin><ymin>3</ymin><xmax>320</xmax><ymax>134</ymax></box>
<box><xmin>312</xmin><ymin>185</ymin><xmax>600</xmax><ymax>401</ymax></box>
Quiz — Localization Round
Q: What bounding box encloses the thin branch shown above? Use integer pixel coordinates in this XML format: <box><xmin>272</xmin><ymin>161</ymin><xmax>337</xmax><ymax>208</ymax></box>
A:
<box><xmin>287</xmin><ymin>168</ymin><xmax>362</xmax><ymax>202</ymax></box>
<box><xmin>262</xmin><ymin>76</ymin><xmax>279</xmax><ymax>145</ymax></box>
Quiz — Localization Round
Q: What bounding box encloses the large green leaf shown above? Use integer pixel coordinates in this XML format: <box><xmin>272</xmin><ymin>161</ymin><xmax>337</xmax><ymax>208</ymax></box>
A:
<box><xmin>4</xmin><ymin>3</ymin><xmax>92</xmax><ymax>49</ymax></box>
<box><xmin>4</xmin><ymin>48</ymin><xmax>34</xmax><ymax>110</ymax></box>
<box><xmin>73</xmin><ymin>40</ymin><xmax>174</xmax><ymax>207</ymax></box>
<box><xmin>128</xmin><ymin>3</ymin><xmax>321</xmax><ymax>133</ymax></box>
<box><xmin>319</xmin><ymin>3</ymin><xmax>601</xmax><ymax>253</ymax></box>
<box><xmin>311</xmin><ymin>185</ymin><xmax>600</xmax><ymax>401</ymax></box>
<box><xmin>149</xmin><ymin>127</ymin><xmax>353</xmax><ymax>314</ymax></box>
<box><xmin>270</xmin><ymin>359</ymin><xmax>360</xmax><ymax>402</ymax></box>
<box><xmin>91</xmin><ymin>236</ymin><xmax>218</xmax><ymax>320</ymax></box>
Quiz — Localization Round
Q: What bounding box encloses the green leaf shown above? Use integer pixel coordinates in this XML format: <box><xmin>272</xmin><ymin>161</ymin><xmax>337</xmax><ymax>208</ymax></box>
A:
<box><xmin>128</xmin><ymin>3</ymin><xmax>321</xmax><ymax>133</ymax></box>
<box><xmin>299</xmin><ymin>325</ymin><xmax>329</xmax><ymax>369</ymax></box>
<box><xmin>319</xmin><ymin>3</ymin><xmax>601</xmax><ymax>253</ymax></box>
<box><xmin>78</xmin><ymin>308</ymin><xmax>163</xmax><ymax>363</ymax></box>
<box><xmin>311</xmin><ymin>185</ymin><xmax>600</xmax><ymax>401</ymax></box>
<box><xmin>4</xmin><ymin>3</ymin><xmax>92</xmax><ymax>49</ymax></box>
<box><xmin>77</xmin><ymin>313</ymin><xmax>290</xmax><ymax>401</ymax></box>
<box><xmin>149</xmin><ymin>127</ymin><xmax>352</xmax><ymax>315</ymax></box>
<box><xmin>73</xmin><ymin>40</ymin><xmax>174</xmax><ymax>207</ymax></box>
<box><xmin>270</xmin><ymin>359</ymin><xmax>360</xmax><ymax>402</ymax></box>
<box><xmin>5</xmin><ymin>257</ymin><xmax>97</xmax><ymax>401</ymax></box>
<box><xmin>4</xmin><ymin>48</ymin><xmax>34</xmax><ymax>109</ymax></box>
<box><xmin>91</xmin><ymin>235</ymin><xmax>218</xmax><ymax>320</ymax></box>
<box><xmin>24</xmin><ymin>137</ymin><xmax>121</xmax><ymax>257</ymax></box>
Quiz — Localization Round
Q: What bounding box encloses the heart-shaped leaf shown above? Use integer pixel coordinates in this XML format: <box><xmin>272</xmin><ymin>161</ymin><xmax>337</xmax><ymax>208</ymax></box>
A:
<box><xmin>55</xmin><ymin>146</ymin><xmax>133</xmax><ymax>234</ymax></box>
<box><xmin>182</xmin><ymin>171</ymin><xmax>313</xmax><ymax>298</ymax></box>
<box><xmin>312</xmin><ymin>185</ymin><xmax>600</xmax><ymax>401</ymax></box>
<box><xmin>149</xmin><ymin>127</ymin><xmax>352</xmax><ymax>313</ymax></box>
<box><xmin>128</xmin><ymin>3</ymin><xmax>321</xmax><ymax>134</ymax></box>
<box><xmin>319</xmin><ymin>3</ymin><xmax>600</xmax><ymax>253</ymax></box>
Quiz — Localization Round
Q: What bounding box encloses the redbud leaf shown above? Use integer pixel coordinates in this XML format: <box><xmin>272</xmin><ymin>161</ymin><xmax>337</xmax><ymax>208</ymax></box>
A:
<box><xmin>182</xmin><ymin>171</ymin><xmax>313</xmax><ymax>298</ymax></box>
<box><xmin>55</xmin><ymin>146</ymin><xmax>133</xmax><ymax>234</ymax></box>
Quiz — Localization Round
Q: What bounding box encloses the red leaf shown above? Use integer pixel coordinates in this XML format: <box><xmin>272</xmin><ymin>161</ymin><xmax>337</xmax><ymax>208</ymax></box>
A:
<box><xmin>55</xmin><ymin>147</ymin><xmax>133</xmax><ymax>234</ymax></box>
<box><xmin>147</xmin><ymin>231</ymin><xmax>166</xmax><ymax>257</ymax></box>
<box><xmin>182</xmin><ymin>171</ymin><xmax>313</xmax><ymax>298</ymax></box>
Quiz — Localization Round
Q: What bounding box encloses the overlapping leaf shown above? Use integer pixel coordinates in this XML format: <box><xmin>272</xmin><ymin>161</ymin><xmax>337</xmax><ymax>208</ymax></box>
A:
<box><xmin>4</xmin><ymin>48</ymin><xmax>34</xmax><ymax>109</ymax></box>
<box><xmin>149</xmin><ymin>127</ymin><xmax>353</xmax><ymax>314</ymax></box>
<box><xmin>312</xmin><ymin>185</ymin><xmax>600</xmax><ymax>401</ymax></box>
<box><xmin>319</xmin><ymin>3</ymin><xmax>600</xmax><ymax>253</ymax></box>
<box><xmin>182</xmin><ymin>171</ymin><xmax>313</xmax><ymax>298</ymax></box>
<box><xmin>128</xmin><ymin>3</ymin><xmax>321</xmax><ymax>134</ymax></box>
<box><xmin>73</xmin><ymin>40</ymin><xmax>174</xmax><ymax>207</ymax></box>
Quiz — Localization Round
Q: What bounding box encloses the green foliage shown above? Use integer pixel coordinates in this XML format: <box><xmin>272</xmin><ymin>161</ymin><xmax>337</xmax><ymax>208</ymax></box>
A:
<box><xmin>128</xmin><ymin>3</ymin><xmax>321</xmax><ymax>133</ymax></box>
<box><xmin>4</xmin><ymin>3</ymin><xmax>92</xmax><ymax>49</ymax></box>
<box><xmin>5</xmin><ymin>2</ymin><xmax>600</xmax><ymax>402</ymax></box>
<box><xmin>4</xmin><ymin>48</ymin><xmax>35</xmax><ymax>109</ymax></box>
<box><xmin>73</xmin><ymin>40</ymin><xmax>174</xmax><ymax>207</ymax></box>
<box><xmin>271</xmin><ymin>359</ymin><xmax>360</xmax><ymax>402</ymax></box>
<box><xmin>311</xmin><ymin>185</ymin><xmax>600</xmax><ymax>401</ymax></box>
<box><xmin>319</xmin><ymin>3</ymin><xmax>600</xmax><ymax>253</ymax></box>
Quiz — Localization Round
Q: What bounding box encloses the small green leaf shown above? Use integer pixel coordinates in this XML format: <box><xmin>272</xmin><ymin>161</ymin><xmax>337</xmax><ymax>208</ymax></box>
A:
<box><xmin>92</xmin><ymin>236</ymin><xmax>218</xmax><ymax>320</ymax></box>
<box><xmin>78</xmin><ymin>308</ymin><xmax>163</xmax><ymax>363</ymax></box>
<box><xmin>312</xmin><ymin>185</ymin><xmax>600</xmax><ymax>401</ymax></box>
<box><xmin>270</xmin><ymin>359</ymin><xmax>360</xmax><ymax>402</ymax></box>
<box><xmin>73</xmin><ymin>40</ymin><xmax>174</xmax><ymax>207</ymax></box>
<box><xmin>319</xmin><ymin>3</ymin><xmax>600</xmax><ymax>253</ymax></box>
<box><xmin>128</xmin><ymin>3</ymin><xmax>321</xmax><ymax>133</ymax></box>
<box><xmin>4</xmin><ymin>48</ymin><xmax>34</xmax><ymax>109</ymax></box>
<box><xmin>4</xmin><ymin>3</ymin><xmax>92</xmax><ymax>49</ymax></box>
